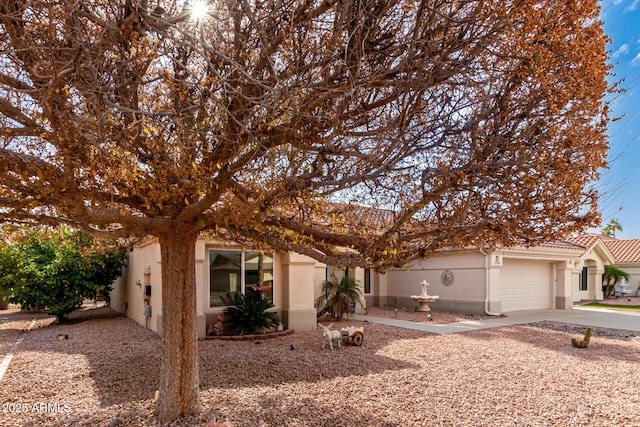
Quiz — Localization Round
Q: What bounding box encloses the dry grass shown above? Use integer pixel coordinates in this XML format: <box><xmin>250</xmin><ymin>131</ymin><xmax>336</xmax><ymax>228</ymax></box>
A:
<box><xmin>0</xmin><ymin>306</ymin><xmax>638</xmax><ymax>427</ymax></box>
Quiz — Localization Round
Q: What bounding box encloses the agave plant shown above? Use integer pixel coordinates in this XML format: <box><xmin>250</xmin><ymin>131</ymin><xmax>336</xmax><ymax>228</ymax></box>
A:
<box><xmin>317</xmin><ymin>274</ymin><xmax>364</xmax><ymax>321</ymax></box>
<box><xmin>223</xmin><ymin>292</ymin><xmax>281</xmax><ymax>335</ymax></box>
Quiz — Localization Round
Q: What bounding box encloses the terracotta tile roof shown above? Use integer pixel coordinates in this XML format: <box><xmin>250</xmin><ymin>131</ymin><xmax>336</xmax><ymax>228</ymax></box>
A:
<box><xmin>289</xmin><ymin>202</ymin><xmax>640</xmax><ymax>262</ymax></box>
<box><xmin>329</xmin><ymin>203</ymin><xmax>397</xmax><ymax>226</ymax></box>
<box><xmin>565</xmin><ymin>233</ymin><xmax>614</xmax><ymax>249</ymax></box>
<box><xmin>603</xmin><ymin>239</ymin><xmax>640</xmax><ymax>263</ymax></box>
<box><xmin>539</xmin><ymin>240</ymin><xmax>586</xmax><ymax>250</ymax></box>
<box><xmin>565</xmin><ymin>234</ymin><xmax>640</xmax><ymax>264</ymax></box>
<box><xmin>314</xmin><ymin>202</ymin><xmax>397</xmax><ymax>228</ymax></box>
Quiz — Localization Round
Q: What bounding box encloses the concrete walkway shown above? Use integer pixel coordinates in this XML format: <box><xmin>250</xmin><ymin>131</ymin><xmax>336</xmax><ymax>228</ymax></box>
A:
<box><xmin>352</xmin><ymin>306</ymin><xmax>640</xmax><ymax>334</ymax></box>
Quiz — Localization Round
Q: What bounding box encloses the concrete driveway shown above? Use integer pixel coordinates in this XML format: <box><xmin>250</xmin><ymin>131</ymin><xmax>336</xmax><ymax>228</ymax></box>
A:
<box><xmin>354</xmin><ymin>306</ymin><xmax>640</xmax><ymax>334</ymax></box>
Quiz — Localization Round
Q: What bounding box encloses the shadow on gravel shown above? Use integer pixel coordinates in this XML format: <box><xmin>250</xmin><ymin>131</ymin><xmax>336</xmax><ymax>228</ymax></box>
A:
<box><xmin>0</xmin><ymin>307</ymin><xmax>160</xmax><ymax>407</ymax></box>
<box><xmin>2</xmin><ymin>308</ymin><xmax>423</xmax><ymax>411</ymax></box>
<box><xmin>193</xmin><ymin>396</ymin><xmax>401</xmax><ymax>427</ymax></box>
<box><xmin>4</xmin><ymin>307</ymin><xmax>639</xmax><ymax>427</ymax></box>
<box><xmin>459</xmin><ymin>323</ymin><xmax>640</xmax><ymax>364</ymax></box>
<box><xmin>198</xmin><ymin>321</ymin><xmax>424</xmax><ymax>391</ymax></box>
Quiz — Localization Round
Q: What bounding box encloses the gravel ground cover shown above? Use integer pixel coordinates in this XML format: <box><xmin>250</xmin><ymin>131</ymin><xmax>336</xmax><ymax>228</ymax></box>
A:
<box><xmin>0</xmin><ymin>306</ymin><xmax>639</xmax><ymax>427</ymax></box>
<box><xmin>364</xmin><ymin>306</ymin><xmax>493</xmax><ymax>324</ymax></box>
<box><xmin>0</xmin><ymin>310</ymin><xmax>57</xmax><ymax>356</ymax></box>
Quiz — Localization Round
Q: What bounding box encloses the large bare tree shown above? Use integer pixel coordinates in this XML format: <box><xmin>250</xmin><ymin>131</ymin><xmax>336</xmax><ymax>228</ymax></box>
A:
<box><xmin>0</xmin><ymin>0</ymin><xmax>611</xmax><ymax>420</ymax></box>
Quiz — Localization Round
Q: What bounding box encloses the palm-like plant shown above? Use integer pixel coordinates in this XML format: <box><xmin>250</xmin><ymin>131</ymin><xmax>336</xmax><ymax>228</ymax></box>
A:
<box><xmin>601</xmin><ymin>219</ymin><xmax>623</xmax><ymax>238</ymax></box>
<box><xmin>602</xmin><ymin>265</ymin><xmax>630</xmax><ymax>298</ymax></box>
<box><xmin>316</xmin><ymin>274</ymin><xmax>364</xmax><ymax>321</ymax></box>
<box><xmin>223</xmin><ymin>292</ymin><xmax>280</xmax><ymax>335</ymax></box>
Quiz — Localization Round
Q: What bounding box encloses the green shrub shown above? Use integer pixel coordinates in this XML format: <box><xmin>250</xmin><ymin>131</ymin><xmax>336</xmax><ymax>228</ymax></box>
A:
<box><xmin>0</xmin><ymin>226</ymin><xmax>127</xmax><ymax>321</ymax></box>
<box><xmin>223</xmin><ymin>292</ymin><xmax>280</xmax><ymax>335</ymax></box>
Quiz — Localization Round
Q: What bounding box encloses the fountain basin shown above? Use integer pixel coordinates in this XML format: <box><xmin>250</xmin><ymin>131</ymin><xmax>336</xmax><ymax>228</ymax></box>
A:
<box><xmin>410</xmin><ymin>295</ymin><xmax>440</xmax><ymax>312</ymax></box>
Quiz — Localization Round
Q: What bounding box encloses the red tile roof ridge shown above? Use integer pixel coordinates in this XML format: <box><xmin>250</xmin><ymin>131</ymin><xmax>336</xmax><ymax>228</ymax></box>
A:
<box><xmin>539</xmin><ymin>239</ymin><xmax>587</xmax><ymax>250</ymax></box>
<box><xmin>565</xmin><ymin>233</ymin><xmax>614</xmax><ymax>249</ymax></box>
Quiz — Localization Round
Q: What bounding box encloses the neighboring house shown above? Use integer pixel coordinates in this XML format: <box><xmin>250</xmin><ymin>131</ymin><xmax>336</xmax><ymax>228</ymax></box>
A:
<box><xmin>565</xmin><ymin>234</ymin><xmax>640</xmax><ymax>300</ymax></box>
<box><xmin>565</xmin><ymin>234</ymin><xmax>616</xmax><ymax>302</ymax></box>
<box><xmin>110</xmin><ymin>231</ymin><xmax>640</xmax><ymax>339</ymax></box>
<box><xmin>603</xmin><ymin>238</ymin><xmax>640</xmax><ymax>295</ymax></box>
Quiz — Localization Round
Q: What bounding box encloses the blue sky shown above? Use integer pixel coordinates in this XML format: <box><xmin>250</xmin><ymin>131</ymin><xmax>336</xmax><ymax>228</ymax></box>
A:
<box><xmin>592</xmin><ymin>0</ymin><xmax>640</xmax><ymax>238</ymax></box>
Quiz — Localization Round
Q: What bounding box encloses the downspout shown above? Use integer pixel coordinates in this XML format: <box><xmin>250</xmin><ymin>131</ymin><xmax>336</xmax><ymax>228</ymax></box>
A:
<box><xmin>480</xmin><ymin>247</ymin><xmax>502</xmax><ymax>316</ymax></box>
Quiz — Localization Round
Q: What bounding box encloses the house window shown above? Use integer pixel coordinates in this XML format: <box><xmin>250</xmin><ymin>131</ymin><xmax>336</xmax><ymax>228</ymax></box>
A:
<box><xmin>209</xmin><ymin>250</ymin><xmax>274</xmax><ymax>307</ymax></box>
<box><xmin>579</xmin><ymin>266</ymin><xmax>588</xmax><ymax>291</ymax></box>
<box><xmin>364</xmin><ymin>268</ymin><xmax>371</xmax><ymax>294</ymax></box>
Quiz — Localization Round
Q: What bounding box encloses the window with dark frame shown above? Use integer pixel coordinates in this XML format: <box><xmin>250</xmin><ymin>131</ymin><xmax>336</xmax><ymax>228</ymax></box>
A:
<box><xmin>209</xmin><ymin>250</ymin><xmax>274</xmax><ymax>307</ymax></box>
<box><xmin>579</xmin><ymin>266</ymin><xmax>588</xmax><ymax>291</ymax></box>
<box><xmin>364</xmin><ymin>268</ymin><xmax>371</xmax><ymax>294</ymax></box>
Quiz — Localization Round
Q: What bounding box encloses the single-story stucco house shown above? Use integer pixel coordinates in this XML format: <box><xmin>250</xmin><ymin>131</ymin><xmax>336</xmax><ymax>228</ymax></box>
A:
<box><xmin>109</xmin><ymin>233</ymin><xmax>640</xmax><ymax>338</ymax></box>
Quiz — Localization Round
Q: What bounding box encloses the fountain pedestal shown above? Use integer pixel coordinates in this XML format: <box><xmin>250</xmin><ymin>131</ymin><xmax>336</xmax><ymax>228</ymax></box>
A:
<box><xmin>410</xmin><ymin>280</ymin><xmax>440</xmax><ymax>312</ymax></box>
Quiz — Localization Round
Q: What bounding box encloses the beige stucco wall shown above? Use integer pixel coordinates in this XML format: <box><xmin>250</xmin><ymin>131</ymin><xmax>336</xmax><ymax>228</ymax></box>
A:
<box><xmin>367</xmin><ymin>270</ymin><xmax>384</xmax><ymax>308</ymax></box>
<box><xmin>351</xmin><ymin>267</ymin><xmax>368</xmax><ymax>314</ymax></box>
<box><xmin>112</xmin><ymin>239</ymin><xmax>321</xmax><ymax>338</ymax></box>
<box><xmin>313</xmin><ymin>262</ymin><xmax>327</xmax><ymax>304</ymax></box>
<box><xmin>555</xmin><ymin>260</ymin><xmax>575</xmax><ymax>309</ymax></box>
<box><xmin>382</xmin><ymin>247</ymin><xmax>580</xmax><ymax>315</ymax></box>
<box><xmin>110</xmin><ymin>239</ymin><xmax>163</xmax><ymax>334</ymax></box>
<box><xmin>385</xmin><ymin>252</ymin><xmax>487</xmax><ymax>314</ymax></box>
<box><xmin>279</xmin><ymin>252</ymin><xmax>318</xmax><ymax>331</ymax></box>
<box><xmin>109</xmin><ymin>267</ymin><xmax>127</xmax><ymax>314</ymax></box>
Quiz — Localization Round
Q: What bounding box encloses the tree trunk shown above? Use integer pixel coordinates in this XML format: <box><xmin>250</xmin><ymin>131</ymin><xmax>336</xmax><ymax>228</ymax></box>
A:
<box><xmin>156</xmin><ymin>232</ymin><xmax>200</xmax><ymax>421</ymax></box>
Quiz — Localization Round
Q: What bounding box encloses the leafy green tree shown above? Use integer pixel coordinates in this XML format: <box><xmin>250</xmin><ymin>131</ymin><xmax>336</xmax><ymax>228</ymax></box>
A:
<box><xmin>317</xmin><ymin>274</ymin><xmax>364</xmax><ymax>321</ymax></box>
<box><xmin>85</xmin><ymin>241</ymin><xmax>130</xmax><ymax>306</ymax></box>
<box><xmin>0</xmin><ymin>227</ymin><xmax>127</xmax><ymax>320</ymax></box>
<box><xmin>602</xmin><ymin>265</ymin><xmax>630</xmax><ymax>299</ymax></box>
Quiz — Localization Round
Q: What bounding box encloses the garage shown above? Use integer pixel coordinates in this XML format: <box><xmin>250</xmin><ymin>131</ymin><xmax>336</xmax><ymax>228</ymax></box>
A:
<box><xmin>500</xmin><ymin>259</ymin><xmax>553</xmax><ymax>311</ymax></box>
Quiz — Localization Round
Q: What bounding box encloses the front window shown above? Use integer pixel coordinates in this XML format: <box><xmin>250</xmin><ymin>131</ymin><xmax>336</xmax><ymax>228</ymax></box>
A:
<box><xmin>364</xmin><ymin>268</ymin><xmax>371</xmax><ymax>294</ymax></box>
<box><xmin>209</xmin><ymin>250</ymin><xmax>274</xmax><ymax>307</ymax></box>
<box><xmin>244</xmin><ymin>252</ymin><xmax>274</xmax><ymax>302</ymax></box>
<box><xmin>579</xmin><ymin>266</ymin><xmax>588</xmax><ymax>291</ymax></box>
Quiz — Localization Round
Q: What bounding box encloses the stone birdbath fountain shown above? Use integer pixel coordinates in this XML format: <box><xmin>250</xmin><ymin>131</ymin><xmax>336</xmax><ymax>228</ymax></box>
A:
<box><xmin>410</xmin><ymin>280</ymin><xmax>440</xmax><ymax>312</ymax></box>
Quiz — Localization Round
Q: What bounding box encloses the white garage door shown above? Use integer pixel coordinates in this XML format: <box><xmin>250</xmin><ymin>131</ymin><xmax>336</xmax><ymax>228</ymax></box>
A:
<box><xmin>500</xmin><ymin>260</ymin><xmax>552</xmax><ymax>312</ymax></box>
